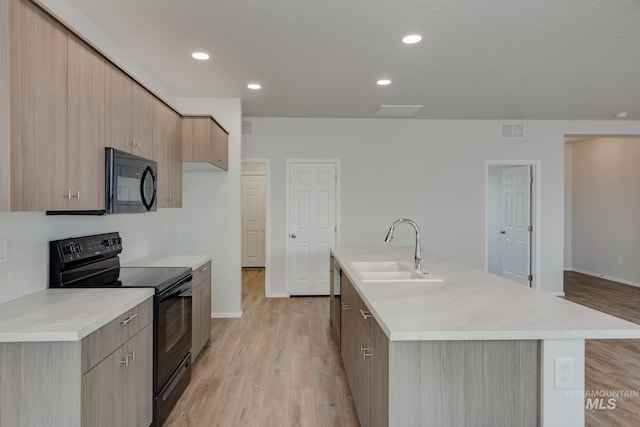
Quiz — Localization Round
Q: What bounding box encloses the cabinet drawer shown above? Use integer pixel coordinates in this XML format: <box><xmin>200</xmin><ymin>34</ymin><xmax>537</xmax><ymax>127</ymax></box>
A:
<box><xmin>193</xmin><ymin>260</ymin><xmax>211</xmax><ymax>285</ymax></box>
<box><xmin>81</xmin><ymin>298</ymin><xmax>153</xmax><ymax>373</ymax></box>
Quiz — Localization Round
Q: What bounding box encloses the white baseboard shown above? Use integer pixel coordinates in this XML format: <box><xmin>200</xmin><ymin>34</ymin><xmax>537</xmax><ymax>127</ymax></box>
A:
<box><xmin>266</xmin><ymin>292</ymin><xmax>289</xmax><ymax>298</ymax></box>
<box><xmin>567</xmin><ymin>268</ymin><xmax>640</xmax><ymax>288</ymax></box>
<box><xmin>211</xmin><ymin>311</ymin><xmax>243</xmax><ymax>319</ymax></box>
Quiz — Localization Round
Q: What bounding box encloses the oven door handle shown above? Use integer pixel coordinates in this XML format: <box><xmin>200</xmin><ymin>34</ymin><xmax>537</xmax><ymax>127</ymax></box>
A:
<box><xmin>160</xmin><ymin>275</ymin><xmax>193</xmax><ymax>301</ymax></box>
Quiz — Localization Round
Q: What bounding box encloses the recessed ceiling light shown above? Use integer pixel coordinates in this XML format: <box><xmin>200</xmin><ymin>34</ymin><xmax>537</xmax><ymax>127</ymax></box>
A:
<box><xmin>616</xmin><ymin>111</ymin><xmax>628</xmax><ymax>118</ymax></box>
<box><xmin>377</xmin><ymin>79</ymin><xmax>391</xmax><ymax>86</ymax></box>
<box><xmin>402</xmin><ymin>34</ymin><xmax>422</xmax><ymax>44</ymax></box>
<box><xmin>191</xmin><ymin>52</ymin><xmax>209</xmax><ymax>60</ymax></box>
<box><xmin>247</xmin><ymin>83</ymin><xmax>262</xmax><ymax>90</ymax></box>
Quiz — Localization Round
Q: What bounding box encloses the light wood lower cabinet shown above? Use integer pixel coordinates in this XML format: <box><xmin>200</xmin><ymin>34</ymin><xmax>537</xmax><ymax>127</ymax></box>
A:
<box><xmin>0</xmin><ymin>298</ymin><xmax>153</xmax><ymax>427</ymax></box>
<box><xmin>339</xmin><ymin>272</ymin><xmax>538</xmax><ymax>427</ymax></box>
<box><xmin>191</xmin><ymin>261</ymin><xmax>212</xmax><ymax>360</ymax></box>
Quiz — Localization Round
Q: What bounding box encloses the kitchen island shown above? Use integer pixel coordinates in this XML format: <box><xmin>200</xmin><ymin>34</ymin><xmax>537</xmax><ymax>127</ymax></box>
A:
<box><xmin>331</xmin><ymin>247</ymin><xmax>640</xmax><ymax>427</ymax></box>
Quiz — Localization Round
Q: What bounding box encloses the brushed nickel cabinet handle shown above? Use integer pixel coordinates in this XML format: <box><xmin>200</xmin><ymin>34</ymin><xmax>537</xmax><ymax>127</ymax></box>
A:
<box><xmin>62</xmin><ymin>190</ymin><xmax>71</xmax><ymax>199</ymax></box>
<box><xmin>342</xmin><ymin>303</ymin><xmax>350</xmax><ymax>312</ymax></box>
<box><xmin>360</xmin><ymin>309</ymin><xmax>372</xmax><ymax>319</ymax></box>
<box><xmin>126</xmin><ymin>351</ymin><xmax>135</xmax><ymax>361</ymax></box>
<box><xmin>119</xmin><ymin>357</ymin><xmax>129</xmax><ymax>367</ymax></box>
<box><xmin>199</xmin><ymin>266</ymin><xmax>208</xmax><ymax>272</ymax></box>
<box><xmin>71</xmin><ymin>191</ymin><xmax>80</xmax><ymax>200</ymax></box>
<box><xmin>119</xmin><ymin>314</ymin><xmax>138</xmax><ymax>326</ymax></box>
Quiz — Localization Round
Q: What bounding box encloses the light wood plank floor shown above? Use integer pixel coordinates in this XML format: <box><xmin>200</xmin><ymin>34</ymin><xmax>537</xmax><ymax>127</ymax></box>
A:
<box><xmin>564</xmin><ymin>271</ymin><xmax>640</xmax><ymax>427</ymax></box>
<box><xmin>165</xmin><ymin>269</ymin><xmax>640</xmax><ymax>427</ymax></box>
<box><xmin>164</xmin><ymin>268</ymin><xmax>360</xmax><ymax>427</ymax></box>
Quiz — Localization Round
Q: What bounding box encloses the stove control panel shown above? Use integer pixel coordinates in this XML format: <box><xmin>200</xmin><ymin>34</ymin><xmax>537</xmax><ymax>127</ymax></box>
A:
<box><xmin>51</xmin><ymin>232</ymin><xmax>123</xmax><ymax>263</ymax></box>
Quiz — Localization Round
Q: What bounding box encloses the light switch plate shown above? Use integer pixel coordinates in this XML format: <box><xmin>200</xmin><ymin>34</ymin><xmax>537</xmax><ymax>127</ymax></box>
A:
<box><xmin>0</xmin><ymin>240</ymin><xmax>7</xmax><ymax>263</ymax></box>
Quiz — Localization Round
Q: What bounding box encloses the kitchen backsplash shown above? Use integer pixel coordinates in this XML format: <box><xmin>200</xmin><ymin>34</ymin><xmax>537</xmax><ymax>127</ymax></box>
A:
<box><xmin>0</xmin><ymin>209</ymin><xmax>179</xmax><ymax>305</ymax></box>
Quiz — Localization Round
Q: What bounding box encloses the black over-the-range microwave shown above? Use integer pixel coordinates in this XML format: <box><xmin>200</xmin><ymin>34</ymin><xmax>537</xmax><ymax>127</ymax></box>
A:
<box><xmin>47</xmin><ymin>147</ymin><xmax>158</xmax><ymax>215</ymax></box>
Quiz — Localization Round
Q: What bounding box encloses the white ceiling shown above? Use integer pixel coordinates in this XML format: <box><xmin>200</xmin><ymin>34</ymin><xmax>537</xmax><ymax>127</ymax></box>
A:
<box><xmin>67</xmin><ymin>0</ymin><xmax>640</xmax><ymax>120</ymax></box>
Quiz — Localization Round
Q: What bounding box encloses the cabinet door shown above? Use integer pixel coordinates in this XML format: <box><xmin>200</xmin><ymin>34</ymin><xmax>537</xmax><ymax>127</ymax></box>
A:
<box><xmin>105</xmin><ymin>63</ymin><xmax>134</xmax><ymax>153</ymax></box>
<box><xmin>67</xmin><ymin>34</ymin><xmax>105</xmax><ymax>210</ymax></box>
<box><xmin>9</xmin><ymin>0</ymin><xmax>68</xmax><ymax>211</ymax></box>
<box><xmin>370</xmin><ymin>319</ymin><xmax>389</xmax><ymax>427</ymax></box>
<box><xmin>181</xmin><ymin>117</ymin><xmax>210</xmax><ymax>162</ymax></box>
<box><xmin>153</xmin><ymin>100</ymin><xmax>182</xmax><ymax>208</ymax></box>
<box><xmin>191</xmin><ymin>281</ymin><xmax>204</xmax><ymax>358</ymax></box>
<box><xmin>340</xmin><ymin>274</ymin><xmax>357</xmax><ymax>392</ymax></box>
<box><xmin>82</xmin><ymin>344</ymin><xmax>125</xmax><ymax>427</ymax></box>
<box><xmin>199</xmin><ymin>273</ymin><xmax>212</xmax><ymax>350</ymax></box>
<box><xmin>131</xmin><ymin>82</ymin><xmax>153</xmax><ymax>158</ymax></box>
<box><xmin>212</xmin><ymin>122</ymin><xmax>228</xmax><ymax>170</ymax></box>
<box><xmin>122</xmin><ymin>324</ymin><xmax>153</xmax><ymax>427</ymax></box>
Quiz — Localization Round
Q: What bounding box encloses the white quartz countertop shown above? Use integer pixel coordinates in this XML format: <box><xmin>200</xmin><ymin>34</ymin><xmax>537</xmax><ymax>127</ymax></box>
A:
<box><xmin>0</xmin><ymin>288</ymin><xmax>154</xmax><ymax>342</ymax></box>
<box><xmin>331</xmin><ymin>247</ymin><xmax>640</xmax><ymax>342</ymax></box>
<box><xmin>125</xmin><ymin>255</ymin><xmax>210</xmax><ymax>270</ymax></box>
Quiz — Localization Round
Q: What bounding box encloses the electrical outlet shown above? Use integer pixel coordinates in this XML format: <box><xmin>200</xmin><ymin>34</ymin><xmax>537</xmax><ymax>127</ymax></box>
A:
<box><xmin>554</xmin><ymin>357</ymin><xmax>575</xmax><ymax>389</ymax></box>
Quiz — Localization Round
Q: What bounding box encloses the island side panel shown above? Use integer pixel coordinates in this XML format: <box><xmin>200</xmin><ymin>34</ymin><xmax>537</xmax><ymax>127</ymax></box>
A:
<box><xmin>388</xmin><ymin>340</ymin><xmax>539</xmax><ymax>427</ymax></box>
<box><xmin>0</xmin><ymin>341</ymin><xmax>82</xmax><ymax>426</ymax></box>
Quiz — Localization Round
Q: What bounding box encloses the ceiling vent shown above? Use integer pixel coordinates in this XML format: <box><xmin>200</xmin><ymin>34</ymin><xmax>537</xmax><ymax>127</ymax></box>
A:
<box><xmin>242</xmin><ymin>119</ymin><xmax>254</xmax><ymax>135</ymax></box>
<box><xmin>501</xmin><ymin>123</ymin><xmax>525</xmax><ymax>138</ymax></box>
<box><xmin>374</xmin><ymin>105</ymin><xmax>423</xmax><ymax>118</ymax></box>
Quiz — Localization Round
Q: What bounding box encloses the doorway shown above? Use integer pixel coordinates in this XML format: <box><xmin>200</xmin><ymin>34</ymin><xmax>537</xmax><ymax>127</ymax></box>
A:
<box><xmin>485</xmin><ymin>161</ymin><xmax>540</xmax><ymax>288</ymax></box>
<box><xmin>286</xmin><ymin>159</ymin><xmax>340</xmax><ymax>296</ymax></box>
<box><xmin>241</xmin><ymin>159</ymin><xmax>270</xmax><ymax>296</ymax></box>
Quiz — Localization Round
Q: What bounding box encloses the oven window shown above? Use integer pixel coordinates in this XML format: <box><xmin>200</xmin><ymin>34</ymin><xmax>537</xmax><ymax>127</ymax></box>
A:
<box><xmin>156</xmin><ymin>284</ymin><xmax>192</xmax><ymax>392</ymax></box>
<box><xmin>165</xmin><ymin>299</ymin><xmax>187</xmax><ymax>350</ymax></box>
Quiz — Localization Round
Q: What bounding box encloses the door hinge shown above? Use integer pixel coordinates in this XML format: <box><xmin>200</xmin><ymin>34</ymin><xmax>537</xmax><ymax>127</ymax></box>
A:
<box><xmin>335</xmin><ymin>174</ymin><xmax>337</xmax><ymax>182</ymax></box>
<box><xmin>335</xmin><ymin>226</ymin><xmax>337</xmax><ymax>233</ymax></box>
<box><xmin>528</xmin><ymin>274</ymin><xmax>533</xmax><ymax>282</ymax></box>
<box><xmin>528</xmin><ymin>225</ymin><xmax>533</xmax><ymax>232</ymax></box>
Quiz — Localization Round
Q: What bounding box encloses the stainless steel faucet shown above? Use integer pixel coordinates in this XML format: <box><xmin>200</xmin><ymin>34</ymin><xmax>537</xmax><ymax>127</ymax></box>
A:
<box><xmin>384</xmin><ymin>218</ymin><xmax>422</xmax><ymax>271</ymax></box>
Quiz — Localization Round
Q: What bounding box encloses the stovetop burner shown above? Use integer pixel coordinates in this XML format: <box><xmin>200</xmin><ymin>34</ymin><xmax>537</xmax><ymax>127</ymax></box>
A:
<box><xmin>49</xmin><ymin>232</ymin><xmax>191</xmax><ymax>293</ymax></box>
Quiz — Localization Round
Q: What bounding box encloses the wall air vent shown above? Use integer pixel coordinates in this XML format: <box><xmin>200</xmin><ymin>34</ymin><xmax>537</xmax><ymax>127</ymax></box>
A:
<box><xmin>242</xmin><ymin>119</ymin><xmax>254</xmax><ymax>135</ymax></box>
<box><xmin>501</xmin><ymin>123</ymin><xmax>525</xmax><ymax>138</ymax></box>
<box><xmin>374</xmin><ymin>105</ymin><xmax>423</xmax><ymax>118</ymax></box>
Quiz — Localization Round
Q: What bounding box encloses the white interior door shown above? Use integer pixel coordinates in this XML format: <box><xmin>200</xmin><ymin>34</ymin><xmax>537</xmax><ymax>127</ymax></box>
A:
<box><xmin>501</xmin><ymin>165</ymin><xmax>532</xmax><ymax>286</ymax></box>
<box><xmin>288</xmin><ymin>162</ymin><xmax>337</xmax><ymax>295</ymax></box>
<box><xmin>242</xmin><ymin>175</ymin><xmax>266</xmax><ymax>267</ymax></box>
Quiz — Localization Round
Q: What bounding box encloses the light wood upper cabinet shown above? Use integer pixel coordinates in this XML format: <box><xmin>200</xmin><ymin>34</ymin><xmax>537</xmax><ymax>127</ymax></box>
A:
<box><xmin>105</xmin><ymin>63</ymin><xmax>153</xmax><ymax>158</ymax></box>
<box><xmin>212</xmin><ymin>119</ymin><xmax>229</xmax><ymax>170</ymax></box>
<box><xmin>182</xmin><ymin>116</ymin><xmax>229</xmax><ymax>171</ymax></box>
<box><xmin>67</xmin><ymin>34</ymin><xmax>106</xmax><ymax>210</ymax></box>
<box><xmin>9</xmin><ymin>0</ymin><xmax>68</xmax><ymax>211</ymax></box>
<box><xmin>153</xmin><ymin>99</ymin><xmax>182</xmax><ymax>208</ymax></box>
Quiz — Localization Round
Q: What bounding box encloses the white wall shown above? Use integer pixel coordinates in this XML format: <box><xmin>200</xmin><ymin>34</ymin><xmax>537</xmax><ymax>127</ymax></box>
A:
<box><xmin>570</xmin><ymin>137</ymin><xmax>640</xmax><ymax>286</ymax></box>
<box><xmin>0</xmin><ymin>209</ymin><xmax>179</xmax><ymax>305</ymax></box>
<box><xmin>177</xmin><ymin>98</ymin><xmax>242</xmax><ymax>318</ymax></box>
<box><xmin>243</xmin><ymin>118</ymin><xmax>640</xmax><ymax>296</ymax></box>
<box><xmin>564</xmin><ymin>143</ymin><xmax>573</xmax><ymax>269</ymax></box>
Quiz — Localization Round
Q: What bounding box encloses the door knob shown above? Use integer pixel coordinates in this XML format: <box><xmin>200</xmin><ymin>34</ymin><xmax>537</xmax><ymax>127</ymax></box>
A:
<box><xmin>290</xmin><ymin>234</ymin><xmax>297</xmax><ymax>238</ymax></box>
<box><xmin>500</xmin><ymin>230</ymin><xmax>506</xmax><ymax>235</ymax></box>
